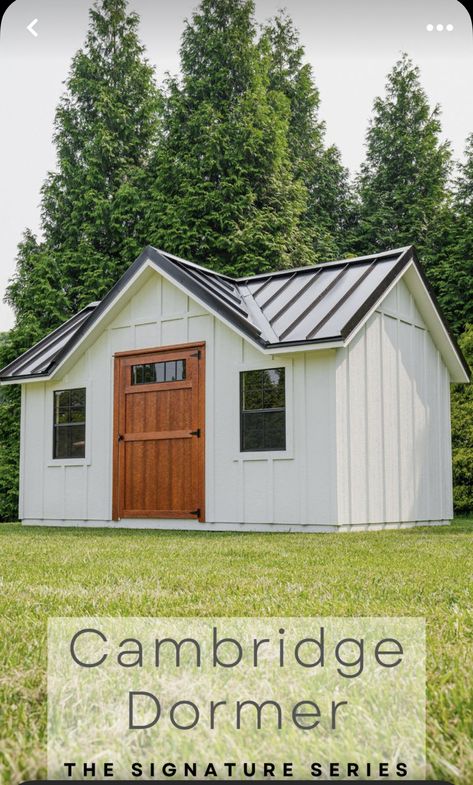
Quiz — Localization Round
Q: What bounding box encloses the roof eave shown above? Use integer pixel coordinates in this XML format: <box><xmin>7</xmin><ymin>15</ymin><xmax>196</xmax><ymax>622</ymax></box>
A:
<box><xmin>1</xmin><ymin>243</ymin><xmax>468</xmax><ymax>384</ymax></box>
<box><xmin>0</xmin><ymin>248</ymin><xmax>270</xmax><ymax>384</ymax></box>
<box><xmin>0</xmin><ymin>304</ymin><xmax>97</xmax><ymax>381</ymax></box>
<box><xmin>0</xmin><ymin>373</ymin><xmax>52</xmax><ymax>385</ymax></box>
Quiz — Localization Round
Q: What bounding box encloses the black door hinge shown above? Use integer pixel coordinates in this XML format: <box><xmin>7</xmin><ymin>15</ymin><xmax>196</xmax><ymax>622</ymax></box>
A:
<box><xmin>190</xmin><ymin>349</ymin><xmax>201</xmax><ymax>359</ymax></box>
<box><xmin>190</xmin><ymin>508</ymin><xmax>200</xmax><ymax>517</ymax></box>
<box><xmin>190</xmin><ymin>428</ymin><xmax>201</xmax><ymax>437</ymax></box>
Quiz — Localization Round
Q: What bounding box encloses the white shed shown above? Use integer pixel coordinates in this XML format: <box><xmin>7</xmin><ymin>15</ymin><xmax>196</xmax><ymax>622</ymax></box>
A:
<box><xmin>0</xmin><ymin>245</ymin><xmax>469</xmax><ymax>532</ymax></box>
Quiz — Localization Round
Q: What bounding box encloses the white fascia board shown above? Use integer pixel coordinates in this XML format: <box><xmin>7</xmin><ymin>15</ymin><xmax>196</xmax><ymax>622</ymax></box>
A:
<box><xmin>262</xmin><ymin>341</ymin><xmax>343</xmax><ymax>354</ymax></box>
<box><xmin>0</xmin><ymin>378</ymin><xmax>42</xmax><ymax>386</ymax></box>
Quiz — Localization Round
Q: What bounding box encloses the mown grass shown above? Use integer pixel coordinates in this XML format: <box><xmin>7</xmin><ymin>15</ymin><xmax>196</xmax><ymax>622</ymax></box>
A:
<box><xmin>0</xmin><ymin>519</ymin><xmax>472</xmax><ymax>784</ymax></box>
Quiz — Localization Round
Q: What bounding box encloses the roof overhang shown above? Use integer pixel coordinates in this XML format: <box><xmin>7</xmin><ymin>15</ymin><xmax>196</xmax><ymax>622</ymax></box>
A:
<box><xmin>0</xmin><ymin>244</ymin><xmax>469</xmax><ymax>385</ymax></box>
<box><xmin>0</xmin><ymin>249</ymin><xmax>270</xmax><ymax>385</ymax></box>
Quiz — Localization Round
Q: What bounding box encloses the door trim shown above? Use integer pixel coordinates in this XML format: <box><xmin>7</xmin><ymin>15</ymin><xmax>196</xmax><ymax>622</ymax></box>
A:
<box><xmin>112</xmin><ymin>342</ymin><xmax>205</xmax><ymax>523</ymax></box>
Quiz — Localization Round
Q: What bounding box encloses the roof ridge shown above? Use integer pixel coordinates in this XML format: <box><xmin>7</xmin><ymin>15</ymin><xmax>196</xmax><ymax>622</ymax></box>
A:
<box><xmin>3</xmin><ymin>243</ymin><xmax>466</xmax><ymax>384</ymax></box>
<box><xmin>237</xmin><ymin>246</ymin><xmax>413</xmax><ymax>283</ymax></box>
<box><xmin>154</xmin><ymin>247</ymin><xmax>237</xmax><ymax>284</ymax></box>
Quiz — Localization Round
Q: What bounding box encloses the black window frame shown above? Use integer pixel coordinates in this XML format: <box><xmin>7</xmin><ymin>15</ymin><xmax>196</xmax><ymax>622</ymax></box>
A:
<box><xmin>52</xmin><ymin>387</ymin><xmax>87</xmax><ymax>460</ymax></box>
<box><xmin>240</xmin><ymin>367</ymin><xmax>286</xmax><ymax>453</ymax></box>
<box><xmin>131</xmin><ymin>359</ymin><xmax>186</xmax><ymax>385</ymax></box>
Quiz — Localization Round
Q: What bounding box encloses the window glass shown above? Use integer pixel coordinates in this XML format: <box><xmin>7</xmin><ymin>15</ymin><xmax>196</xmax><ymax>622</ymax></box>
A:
<box><xmin>240</xmin><ymin>368</ymin><xmax>286</xmax><ymax>451</ymax></box>
<box><xmin>131</xmin><ymin>360</ymin><xmax>186</xmax><ymax>385</ymax></box>
<box><xmin>53</xmin><ymin>388</ymin><xmax>86</xmax><ymax>459</ymax></box>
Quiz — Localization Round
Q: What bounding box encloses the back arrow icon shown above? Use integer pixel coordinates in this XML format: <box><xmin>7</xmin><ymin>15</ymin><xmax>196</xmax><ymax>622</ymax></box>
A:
<box><xmin>27</xmin><ymin>18</ymin><xmax>38</xmax><ymax>37</ymax></box>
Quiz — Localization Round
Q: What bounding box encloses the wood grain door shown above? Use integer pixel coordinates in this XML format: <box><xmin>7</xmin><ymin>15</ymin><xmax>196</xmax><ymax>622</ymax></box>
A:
<box><xmin>112</xmin><ymin>343</ymin><xmax>205</xmax><ymax>522</ymax></box>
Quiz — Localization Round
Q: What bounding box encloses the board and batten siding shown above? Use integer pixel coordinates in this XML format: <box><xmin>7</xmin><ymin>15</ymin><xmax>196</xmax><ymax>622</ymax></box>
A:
<box><xmin>20</xmin><ymin>269</ymin><xmax>338</xmax><ymax>530</ymax></box>
<box><xmin>335</xmin><ymin>277</ymin><xmax>453</xmax><ymax>529</ymax></box>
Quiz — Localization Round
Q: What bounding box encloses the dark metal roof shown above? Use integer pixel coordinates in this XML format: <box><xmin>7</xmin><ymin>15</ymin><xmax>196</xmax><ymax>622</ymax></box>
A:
<box><xmin>0</xmin><ymin>303</ymin><xmax>99</xmax><ymax>381</ymax></box>
<box><xmin>0</xmin><ymin>244</ymin><xmax>468</xmax><ymax>381</ymax></box>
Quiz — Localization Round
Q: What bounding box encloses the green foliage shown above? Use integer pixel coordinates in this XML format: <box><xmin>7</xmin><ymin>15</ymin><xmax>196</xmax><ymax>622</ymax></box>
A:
<box><xmin>39</xmin><ymin>0</ymin><xmax>161</xmax><ymax>311</ymax></box>
<box><xmin>0</xmin><ymin>234</ymin><xmax>66</xmax><ymax>521</ymax></box>
<box><xmin>5</xmin><ymin>231</ymin><xmax>69</xmax><ymax>338</ymax></box>
<box><xmin>0</xmin><ymin>3</ymin><xmax>471</xmax><ymax>520</ymax></box>
<box><xmin>346</xmin><ymin>53</ymin><xmax>472</xmax><ymax>509</ymax></box>
<box><xmin>353</xmin><ymin>54</ymin><xmax>452</xmax><ymax>265</ymax></box>
<box><xmin>144</xmin><ymin>0</ymin><xmax>325</xmax><ymax>276</ymax></box>
<box><xmin>451</xmin><ymin>325</ymin><xmax>473</xmax><ymax>512</ymax></box>
<box><xmin>0</xmin><ymin>386</ymin><xmax>21</xmax><ymax>522</ymax></box>
<box><xmin>6</xmin><ymin>0</ymin><xmax>160</xmax><ymax>325</ymax></box>
<box><xmin>262</xmin><ymin>11</ymin><xmax>353</xmax><ymax>259</ymax></box>
<box><xmin>427</xmin><ymin>135</ymin><xmax>473</xmax><ymax>335</ymax></box>
<box><xmin>0</xmin><ymin>0</ymin><xmax>161</xmax><ymax>520</ymax></box>
<box><xmin>1</xmin><ymin>521</ymin><xmax>473</xmax><ymax>783</ymax></box>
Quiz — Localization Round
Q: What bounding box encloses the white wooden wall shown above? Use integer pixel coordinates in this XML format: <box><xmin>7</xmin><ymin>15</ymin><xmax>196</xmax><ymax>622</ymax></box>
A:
<box><xmin>20</xmin><ymin>270</ymin><xmax>338</xmax><ymax>529</ymax></box>
<box><xmin>335</xmin><ymin>277</ymin><xmax>453</xmax><ymax>528</ymax></box>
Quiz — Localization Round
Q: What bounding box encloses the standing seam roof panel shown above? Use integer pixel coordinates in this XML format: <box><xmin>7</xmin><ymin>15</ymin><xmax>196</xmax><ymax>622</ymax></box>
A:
<box><xmin>267</xmin><ymin>268</ymin><xmax>343</xmax><ymax>340</ymax></box>
<box><xmin>314</xmin><ymin>258</ymin><xmax>400</xmax><ymax>340</ymax></box>
<box><xmin>5</xmin><ymin>245</ymin><xmax>465</xmax><ymax>382</ymax></box>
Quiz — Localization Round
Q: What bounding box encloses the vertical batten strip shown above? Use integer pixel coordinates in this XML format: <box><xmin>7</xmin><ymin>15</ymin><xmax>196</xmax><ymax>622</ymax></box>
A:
<box><xmin>328</xmin><ymin>352</ymin><xmax>338</xmax><ymax>526</ymax></box>
<box><xmin>395</xmin><ymin>317</ymin><xmax>403</xmax><ymax>521</ymax></box>
<box><xmin>410</xmin><ymin>322</ymin><xmax>416</xmax><ymax>521</ymax></box>
<box><xmin>207</xmin><ymin>315</ymin><xmax>216</xmax><ymax>523</ymax></box>
<box><xmin>268</xmin><ymin>458</ymin><xmax>275</xmax><ymax>524</ymax></box>
<box><xmin>379</xmin><ymin>313</ymin><xmax>387</xmax><ymax>525</ymax></box>
<box><xmin>18</xmin><ymin>384</ymin><xmax>26</xmax><ymax>520</ymax></box>
<box><xmin>444</xmin><ymin>365</ymin><xmax>453</xmax><ymax>519</ymax></box>
<box><xmin>436</xmin><ymin>340</ymin><xmax>442</xmax><ymax>520</ymax></box>
<box><xmin>346</xmin><ymin>345</ymin><xmax>352</xmax><ymax>526</ymax></box>
<box><xmin>107</xmin><ymin>329</ymin><xmax>114</xmax><ymax>520</ymax></box>
<box><xmin>41</xmin><ymin>383</ymin><xmax>47</xmax><ymax>520</ymax></box>
<box><xmin>426</xmin><ymin>330</ymin><xmax>431</xmax><ymax>520</ymax></box>
<box><xmin>300</xmin><ymin>354</ymin><xmax>308</xmax><ymax>525</ymax></box>
<box><xmin>363</xmin><ymin>325</ymin><xmax>370</xmax><ymax>524</ymax></box>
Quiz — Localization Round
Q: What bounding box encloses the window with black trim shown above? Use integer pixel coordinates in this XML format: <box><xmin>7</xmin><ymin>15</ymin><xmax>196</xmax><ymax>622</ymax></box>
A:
<box><xmin>132</xmin><ymin>360</ymin><xmax>186</xmax><ymax>385</ymax></box>
<box><xmin>240</xmin><ymin>368</ymin><xmax>286</xmax><ymax>451</ymax></box>
<box><xmin>53</xmin><ymin>388</ymin><xmax>86</xmax><ymax>459</ymax></box>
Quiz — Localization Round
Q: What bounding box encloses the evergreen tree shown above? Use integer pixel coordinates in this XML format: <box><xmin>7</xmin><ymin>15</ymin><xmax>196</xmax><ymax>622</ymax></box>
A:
<box><xmin>261</xmin><ymin>11</ymin><xmax>352</xmax><ymax>259</ymax></box>
<box><xmin>353</xmin><ymin>54</ymin><xmax>451</xmax><ymax>263</ymax></box>
<box><xmin>451</xmin><ymin>324</ymin><xmax>473</xmax><ymax>512</ymax></box>
<box><xmin>4</xmin><ymin>231</ymin><xmax>69</xmax><ymax>347</ymax></box>
<box><xmin>40</xmin><ymin>0</ymin><xmax>160</xmax><ymax>311</ymax></box>
<box><xmin>144</xmin><ymin>0</ymin><xmax>314</xmax><ymax>277</ymax></box>
<box><xmin>428</xmin><ymin>135</ymin><xmax>473</xmax><ymax>335</ymax></box>
<box><xmin>0</xmin><ymin>383</ymin><xmax>20</xmax><ymax>522</ymax></box>
<box><xmin>6</xmin><ymin>0</ymin><xmax>160</xmax><ymax>328</ymax></box>
<box><xmin>0</xmin><ymin>0</ymin><xmax>160</xmax><ymax>520</ymax></box>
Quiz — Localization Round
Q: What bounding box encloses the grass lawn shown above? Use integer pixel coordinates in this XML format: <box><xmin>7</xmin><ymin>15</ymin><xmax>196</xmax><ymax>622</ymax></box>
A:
<box><xmin>0</xmin><ymin>519</ymin><xmax>472</xmax><ymax>784</ymax></box>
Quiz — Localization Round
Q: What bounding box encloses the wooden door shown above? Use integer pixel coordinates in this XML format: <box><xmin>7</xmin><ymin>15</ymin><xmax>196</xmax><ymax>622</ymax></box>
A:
<box><xmin>112</xmin><ymin>343</ymin><xmax>205</xmax><ymax>521</ymax></box>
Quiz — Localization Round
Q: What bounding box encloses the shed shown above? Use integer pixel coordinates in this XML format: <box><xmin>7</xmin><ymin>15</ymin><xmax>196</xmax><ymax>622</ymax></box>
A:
<box><xmin>0</xmin><ymin>245</ymin><xmax>469</xmax><ymax>531</ymax></box>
